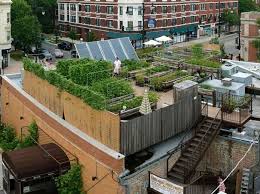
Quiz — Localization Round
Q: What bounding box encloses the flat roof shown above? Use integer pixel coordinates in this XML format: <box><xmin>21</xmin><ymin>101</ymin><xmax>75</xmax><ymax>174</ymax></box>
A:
<box><xmin>232</xmin><ymin>72</ymin><xmax>252</xmax><ymax>78</ymax></box>
<box><xmin>203</xmin><ymin>79</ymin><xmax>245</xmax><ymax>91</ymax></box>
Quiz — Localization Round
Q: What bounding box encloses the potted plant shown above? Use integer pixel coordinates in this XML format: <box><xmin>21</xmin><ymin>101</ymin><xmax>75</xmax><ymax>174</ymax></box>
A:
<box><xmin>221</xmin><ymin>98</ymin><xmax>237</xmax><ymax>113</ymax></box>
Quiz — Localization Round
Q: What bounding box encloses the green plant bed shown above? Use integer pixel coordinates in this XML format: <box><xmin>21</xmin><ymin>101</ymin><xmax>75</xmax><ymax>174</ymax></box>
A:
<box><xmin>91</xmin><ymin>78</ymin><xmax>134</xmax><ymax>99</ymax></box>
<box><xmin>174</xmin><ymin>76</ymin><xmax>196</xmax><ymax>84</ymax></box>
<box><xmin>136</xmin><ymin>47</ymin><xmax>162</xmax><ymax>58</ymax></box>
<box><xmin>144</xmin><ymin>65</ymin><xmax>169</xmax><ymax>75</ymax></box>
<box><xmin>108</xmin><ymin>92</ymin><xmax>158</xmax><ymax>113</ymax></box>
<box><xmin>150</xmin><ymin>71</ymin><xmax>189</xmax><ymax>91</ymax></box>
<box><xmin>122</xmin><ymin>60</ymin><xmax>150</xmax><ymax>71</ymax></box>
<box><xmin>186</xmin><ymin>58</ymin><xmax>221</xmax><ymax>69</ymax></box>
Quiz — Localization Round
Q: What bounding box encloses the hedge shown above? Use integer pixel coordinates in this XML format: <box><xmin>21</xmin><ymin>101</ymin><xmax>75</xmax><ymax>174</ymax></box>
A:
<box><xmin>23</xmin><ymin>59</ymin><xmax>106</xmax><ymax>110</ymax></box>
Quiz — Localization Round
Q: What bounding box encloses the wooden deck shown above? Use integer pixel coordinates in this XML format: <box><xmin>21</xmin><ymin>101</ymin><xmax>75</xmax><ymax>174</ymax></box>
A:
<box><xmin>206</xmin><ymin>106</ymin><xmax>251</xmax><ymax>126</ymax></box>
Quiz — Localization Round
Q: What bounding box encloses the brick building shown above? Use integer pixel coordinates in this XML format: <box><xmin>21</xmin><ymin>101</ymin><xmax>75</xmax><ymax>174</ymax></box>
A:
<box><xmin>240</xmin><ymin>11</ymin><xmax>260</xmax><ymax>62</ymax></box>
<box><xmin>57</xmin><ymin>0</ymin><xmax>238</xmax><ymax>47</ymax></box>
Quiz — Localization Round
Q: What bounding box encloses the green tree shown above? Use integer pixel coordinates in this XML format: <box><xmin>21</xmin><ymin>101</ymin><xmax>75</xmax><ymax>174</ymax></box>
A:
<box><xmin>55</xmin><ymin>164</ymin><xmax>84</xmax><ymax>194</ymax></box>
<box><xmin>239</xmin><ymin>0</ymin><xmax>258</xmax><ymax>13</ymax></box>
<box><xmin>87</xmin><ymin>32</ymin><xmax>98</xmax><ymax>42</ymax></box>
<box><xmin>26</xmin><ymin>0</ymin><xmax>57</xmax><ymax>33</ymax></box>
<box><xmin>11</xmin><ymin>0</ymin><xmax>33</xmax><ymax>23</ymax></box>
<box><xmin>12</xmin><ymin>15</ymin><xmax>41</xmax><ymax>52</ymax></box>
<box><xmin>68</xmin><ymin>30</ymin><xmax>77</xmax><ymax>43</ymax></box>
<box><xmin>222</xmin><ymin>10</ymin><xmax>240</xmax><ymax>32</ymax></box>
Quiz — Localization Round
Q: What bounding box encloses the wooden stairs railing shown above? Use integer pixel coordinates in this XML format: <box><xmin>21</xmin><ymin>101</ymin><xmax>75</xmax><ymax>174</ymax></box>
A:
<box><xmin>167</xmin><ymin>105</ymin><xmax>222</xmax><ymax>184</ymax></box>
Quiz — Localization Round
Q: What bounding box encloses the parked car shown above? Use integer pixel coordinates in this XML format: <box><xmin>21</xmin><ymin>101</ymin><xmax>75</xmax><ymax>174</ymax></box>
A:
<box><xmin>39</xmin><ymin>49</ymin><xmax>52</xmax><ymax>60</ymax></box>
<box><xmin>71</xmin><ymin>50</ymin><xmax>79</xmax><ymax>58</ymax></box>
<box><xmin>54</xmin><ymin>49</ymin><xmax>64</xmax><ymax>58</ymax></box>
<box><xmin>58</xmin><ymin>42</ymin><xmax>72</xmax><ymax>50</ymax></box>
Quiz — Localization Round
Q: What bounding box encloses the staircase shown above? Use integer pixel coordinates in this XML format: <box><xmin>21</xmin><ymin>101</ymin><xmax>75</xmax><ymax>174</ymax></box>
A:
<box><xmin>240</xmin><ymin>168</ymin><xmax>250</xmax><ymax>194</ymax></box>
<box><xmin>168</xmin><ymin>110</ymin><xmax>222</xmax><ymax>184</ymax></box>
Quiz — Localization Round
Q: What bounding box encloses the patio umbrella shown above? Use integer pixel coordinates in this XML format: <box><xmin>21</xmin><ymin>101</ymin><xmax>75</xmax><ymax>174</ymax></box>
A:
<box><xmin>143</xmin><ymin>40</ymin><xmax>162</xmax><ymax>46</ymax></box>
<box><xmin>155</xmin><ymin>35</ymin><xmax>172</xmax><ymax>42</ymax></box>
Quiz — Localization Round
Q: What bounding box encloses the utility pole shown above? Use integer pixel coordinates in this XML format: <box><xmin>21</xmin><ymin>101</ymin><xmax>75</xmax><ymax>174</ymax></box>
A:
<box><xmin>142</xmin><ymin>2</ymin><xmax>145</xmax><ymax>48</ymax></box>
<box><xmin>218</xmin><ymin>0</ymin><xmax>221</xmax><ymax>38</ymax></box>
<box><xmin>237</xmin><ymin>0</ymin><xmax>241</xmax><ymax>50</ymax></box>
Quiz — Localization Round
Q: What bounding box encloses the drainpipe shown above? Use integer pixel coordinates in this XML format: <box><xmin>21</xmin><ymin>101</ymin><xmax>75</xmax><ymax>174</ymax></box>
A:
<box><xmin>0</xmin><ymin>49</ymin><xmax>3</xmax><ymax>75</ymax></box>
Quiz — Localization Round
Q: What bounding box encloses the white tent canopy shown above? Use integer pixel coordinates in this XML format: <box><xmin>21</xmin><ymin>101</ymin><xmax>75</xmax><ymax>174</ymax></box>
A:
<box><xmin>155</xmin><ymin>35</ymin><xmax>172</xmax><ymax>42</ymax></box>
<box><xmin>143</xmin><ymin>40</ymin><xmax>162</xmax><ymax>46</ymax></box>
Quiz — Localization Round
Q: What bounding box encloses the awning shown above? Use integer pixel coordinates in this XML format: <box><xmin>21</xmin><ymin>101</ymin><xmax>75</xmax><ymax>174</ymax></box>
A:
<box><xmin>106</xmin><ymin>32</ymin><xmax>142</xmax><ymax>41</ymax></box>
<box><xmin>171</xmin><ymin>24</ymin><xmax>198</xmax><ymax>34</ymax></box>
<box><xmin>145</xmin><ymin>30</ymin><xmax>171</xmax><ymax>39</ymax></box>
<box><xmin>2</xmin><ymin>143</ymin><xmax>70</xmax><ymax>181</ymax></box>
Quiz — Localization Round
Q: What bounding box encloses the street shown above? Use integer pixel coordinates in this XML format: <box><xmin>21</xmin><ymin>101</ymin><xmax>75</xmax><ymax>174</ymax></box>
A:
<box><xmin>219</xmin><ymin>33</ymin><xmax>239</xmax><ymax>57</ymax></box>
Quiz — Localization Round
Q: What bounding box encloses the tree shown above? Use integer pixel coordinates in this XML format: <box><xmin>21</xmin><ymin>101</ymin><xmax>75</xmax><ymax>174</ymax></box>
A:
<box><xmin>222</xmin><ymin>10</ymin><xmax>240</xmax><ymax>32</ymax></box>
<box><xmin>239</xmin><ymin>0</ymin><xmax>258</xmax><ymax>13</ymax></box>
<box><xmin>68</xmin><ymin>30</ymin><xmax>77</xmax><ymax>43</ymax></box>
<box><xmin>11</xmin><ymin>0</ymin><xmax>32</xmax><ymax>24</ymax></box>
<box><xmin>12</xmin><ymin>15</ymin><xmax>41</xmax><ymax>52</ymax></box>
<box><xmin>25</xmin><ymin>0</ymin><xmax>57</xmax><ymax>33</ymax></box>
<box><xmin>87</xmin><ymin>32</ymin><xmax>98</xmax><ymax>42</ymax></box>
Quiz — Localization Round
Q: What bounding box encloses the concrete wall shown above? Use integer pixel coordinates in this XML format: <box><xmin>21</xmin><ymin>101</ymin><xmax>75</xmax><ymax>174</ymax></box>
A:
<box><xmin>1</xmin><ymin>76</ymin><xmax>125</xmax><ymax>194</ymax></box>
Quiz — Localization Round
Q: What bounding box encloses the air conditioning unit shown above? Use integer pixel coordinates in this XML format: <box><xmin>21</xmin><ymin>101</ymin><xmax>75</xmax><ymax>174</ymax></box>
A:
<box><xmin>222</xmin><ymin>78</ymin><xmax>232</xmax><ymax>86</ymax></box>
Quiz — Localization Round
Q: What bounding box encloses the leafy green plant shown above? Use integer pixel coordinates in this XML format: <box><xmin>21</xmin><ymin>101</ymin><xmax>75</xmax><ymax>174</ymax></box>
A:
<box><xmin>186</xmin><ymin>58</ymin><xmax>221</xmax><ymax>69</ymax></box>
<box><xmin>175</xmin><ymin>76</ymin><xmax>195</xmax><ymax>83</ymax></box>
<box><xmin>221</xmin><ymin>98</ymin><xmax>237</xmax><ymax>113</ymax></box>
<box><xmin>210</xmin><ymin>37</ymin><xmax>219</xmax><ymax>44</ymax></box>
<box><xmin>91</xmin><ymin>78</ymin><xmax>134</xmax><ymax>99</ymax></box>
<box><xmin>200</xmin><ymin>84</ymin><xmax>212</xmax><ymax>90</ymax></box>
<box><xmin>145</xmin><ymin>65</ymin><xmax>169</xmax><ymax>75</ymax></box>
<box><xmin>24</xmin><ymin>59</ymin><xmax>107</xmax><ymax>110</ymax></box>
<box><xmin>150</xmin><ymin>71</ymin><xmax>188</xmax><ymax>91</ymax></box>
<box><xmin>191</xmin><ymin>44</ymin><xmax>203</xmax><ymax>58</ymax></box>
<box><xmin>136</xmin><ymin>74</ymin><xmax>145</xmax><ymax>86</ymax></box>
<box><xmin>108</xmin><ymin>92</ymin><xmax>159</xmax><ymax>113</ymax></box>
<box><xmin>68</xmin><ymin>60</ymin><xmax>112</xmax><ymax>86</ymax></box>
<box><xmin>18</xmin><ymin>121</ymin><xmax>38</xmax><ymax>148</ymax></box>
<box><xmin>55</xmin><ymin>164</ymin><xmax>84</xmax><ymax>194</ymax></box>
<box><xmin>136</xmin><ymin>47</ymin><xmax>162</xmax><ymax>58</ymax></box>
<box><xmin>122</xmin><ymin>60</ymin><xmax>150</xmax><ymax>71</ymax></box>
<box><xmin>0</xmin><ymin>124</ymin><xmax>19</xmax><ymax>151</ymax></box>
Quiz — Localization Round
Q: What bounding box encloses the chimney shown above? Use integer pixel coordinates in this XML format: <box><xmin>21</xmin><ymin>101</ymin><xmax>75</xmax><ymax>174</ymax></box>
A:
<box><xmin>222</xmin><ymin>78</ymin><xmax>232</xmax><ymax>87</ymax></box>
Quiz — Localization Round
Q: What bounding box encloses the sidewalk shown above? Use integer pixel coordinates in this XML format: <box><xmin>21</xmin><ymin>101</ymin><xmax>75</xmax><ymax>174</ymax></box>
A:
<box><xmin>172</xmin><ymin>36</ymin><xmax>212</xmax><ymax>48</ymax></box>
<box><xmin>4</xmin><ymin>58</ymin><xmax>22</xmax><ymax>74</ymax></box>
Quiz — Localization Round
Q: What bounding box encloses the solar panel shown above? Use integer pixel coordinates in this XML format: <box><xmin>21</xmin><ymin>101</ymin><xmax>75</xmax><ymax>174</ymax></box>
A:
<box><xmin>74</xmin><ymin>37</ymin><xmax>139</xmax><ymax>62</ymax></box>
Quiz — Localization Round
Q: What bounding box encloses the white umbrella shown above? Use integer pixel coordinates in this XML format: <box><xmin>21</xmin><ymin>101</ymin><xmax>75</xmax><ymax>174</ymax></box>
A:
<box><xmin>155</xmin><ymin>35</ymin><xmax>172</xmax><ymax>42</ymax></box>
<box><xmin>143</xmin><ymin>40</ymin><xmax>162</xmax><ymax>46</ymax></box>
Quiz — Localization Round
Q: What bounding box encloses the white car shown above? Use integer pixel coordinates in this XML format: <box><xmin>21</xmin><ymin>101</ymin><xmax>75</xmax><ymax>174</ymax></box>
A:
<box><xmin>54</xmin><ymin>49</ymin><xmax>64</xmax><ymax>58</ymax></box>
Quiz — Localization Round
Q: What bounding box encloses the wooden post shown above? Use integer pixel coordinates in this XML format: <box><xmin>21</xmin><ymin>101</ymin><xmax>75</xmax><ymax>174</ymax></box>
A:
<box><xmin>212</xmin><ymin>90</ymin><xmax>216</xmax><ymax>107</ymax></box>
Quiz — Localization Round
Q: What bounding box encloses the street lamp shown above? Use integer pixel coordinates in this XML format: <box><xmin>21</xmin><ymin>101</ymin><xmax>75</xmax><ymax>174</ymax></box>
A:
<box><xmin>218</xmin><ymin>0</ymin><xmax>221</xmax><ymax>37</ymax></box>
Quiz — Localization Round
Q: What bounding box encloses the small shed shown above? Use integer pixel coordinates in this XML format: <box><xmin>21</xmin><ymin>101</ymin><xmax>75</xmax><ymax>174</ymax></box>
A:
<box><xmin>231</xmin><ymin>72</ymin><xmax>252</xmax><ymax>86</ymax></box>
<box><xmin>2</xmin><ymin>143</ymin><xmax>71</xmax><ymax>194</ymax></box>
<box><xmin>173</xmin><ymin>80</ymin><xmax>198</xmax><ymax>103</ymax></box>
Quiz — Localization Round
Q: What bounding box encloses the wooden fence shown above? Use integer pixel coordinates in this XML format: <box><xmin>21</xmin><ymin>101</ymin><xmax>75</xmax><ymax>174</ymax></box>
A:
<box><xmin>120</xmin><ymin>95</ymin><xmax>201</xmax><ymax>156</ymax></box>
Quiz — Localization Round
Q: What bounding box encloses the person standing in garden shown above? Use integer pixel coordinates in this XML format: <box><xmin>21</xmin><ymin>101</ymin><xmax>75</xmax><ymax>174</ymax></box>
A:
<box><xmin>113</xmin><ymin>57</ymin><xmax>121</xmax><ymax>76</ymax></box>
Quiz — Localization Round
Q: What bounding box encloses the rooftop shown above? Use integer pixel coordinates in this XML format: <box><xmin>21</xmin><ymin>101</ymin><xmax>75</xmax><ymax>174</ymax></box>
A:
<box><xmin>203</xmin><ymin>79</ymin><xmax>245</xmax><ymax>91</ymax></box>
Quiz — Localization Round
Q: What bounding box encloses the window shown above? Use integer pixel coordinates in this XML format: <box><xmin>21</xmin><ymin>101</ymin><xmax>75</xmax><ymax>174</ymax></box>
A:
<box><xmin>201</xmin><ymin>15</ymin><xmax>206</xmax><ymax>22</ymax></box>
<box><xmin>84</xmin><ymin>17</ymin><xmax>90</xmax><ymax>24</ymax></box>
<box><xmin>127</xmin><ymin>21</ymin><xmax>133</xmax><ymax>30</ymax></box>
<box><xmin>209</xmin><ymin>3</ymin><xmax>214</xmax><ymax>9</ymax></box>
<box><xmin>60</xmin><ymin>14</ymin><xmax>65</xmax><ymax>21</ymax></box>
<box><xmin>107</xmin><ymin>20</ymin><xmax>113</xmax><ymax>27</ymax></box>
<box><xmin>60</xmin><ymin>4</ymin><xmax>64</xmax><ymax>10</ymax></box>
<box><xmin>7</xmin><ymin>31</ymin><xmax>11</xmax><ymax>41</ymax></box>
<box><xmin>120</xmin><ymin>6</ymin><xmax>123</xmax><ymax>15</ymax></box>
<box><xmin>162</xmin><ymin>6</ymin><xmax>167</xmax><ymax>14</ymax></box>
<box><xmin>191</xmin><ymin>4</ymin><xmax>196</xmax><ymax>11</ymax></box>
<box><xmin>221</xmin><ymin>3</ymin><xmax>225</xmax><ymax>8</ymax></box>
<box><xmin>126</xmin><ymin>6</ymin><xmax>133</xmax><ymax>15</ymax></box>
<box><xmin>138</xmin><ymin>21</ymin><xmax>142</xmax><ymax>30</ymax></box>
<box><xmin>85</xmin><ymin>5</ymin><xmax>90</xmax><ymax>12</ymax></box>
<box><xmin>172</xmin><ymin>18</ymin><xmax>177</xmax><ymax>25</ymax></box>
<box><xmin>233</xmin><ymin>2</ymin><xmax>238</xmax><ymax>7</ymax></box>
<box><xmin>191</xmin><ymin>16</ymin><xmax>196</xmax><ymax>23</ymax></box>
<box><xmin>96</xmin><ymin>19</ymin><xmax>100</xmax><ymax>26</ymax></box>
<box><xmin>70</xmin><ymin>16</ymin><xmax>76</xmax><ymax>23</ymax></box>
<box><xmin>151</xmin><ymin>6</ymin><xmax>156</xmax><ymax>14</ymax></box>
<box><xmin>200</xmin><ymin>4</ymin><xmax>206</xmax><ymax>10</ymax></box>
<box><xmin>70</xmin><ymin>4</ymin><xmax>76</xmax><ymax>11</ymax></box>
<box><xmin>138</xmin><ymin>6</ymin><xmax>143</xmax><ymax>15</ymax></box>
<box><xmin>181</xmin><ymin>5</ymin><xmax>185</xmax><ymax>12</ymax></box>
<box><xmin>216</xmin><ymin>3</ymin><xmax>219</xmax><ymax>9</ymax></box>
<box><xmin>181</xmin><ymin>17</ymin><xmax>186</xmax><ymax>24</ymax></box>
<box><xmin>120</xmin><ymin>21</ymin><xmax>123</xmax><ymax>30</ymax></box>
<box><xmin>7</xmin><ymin>13</ymin><xmax>10</xmax><ymax>23</ymax></box>
<box><xmin>107</xmin><ymin>6</ymin><xmax>114</xmax><ymax>14</ymax></box>
<box><xmin>163</xmin><ymin>19</ymin><xmax>167</xmax><ymax>27</ymax></box>
<box><xmin>96</xmin><ymin>5</ymin><xmax>101</xmax><ymax>13</ymax></box>
<box><xmin>67</xmin><ymin>14</ymin><xmax>69</xmax><ymax>21</ymax></box>
<box><xmin>172</xmin><ymin>6</ymin><xmax>176</xmax><ymax>13</ymax></box>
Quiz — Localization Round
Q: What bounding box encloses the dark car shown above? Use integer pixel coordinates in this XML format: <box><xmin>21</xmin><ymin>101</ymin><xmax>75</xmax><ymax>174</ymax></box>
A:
<box><xmin>58</xmin><ymin>42</ymin><xmax>72</xmax><ymax>51</ymax></box>
<box><xmin>71</xmin><ymin>50</ymin><xmax>79</xmax><ymax>58</ymax></box>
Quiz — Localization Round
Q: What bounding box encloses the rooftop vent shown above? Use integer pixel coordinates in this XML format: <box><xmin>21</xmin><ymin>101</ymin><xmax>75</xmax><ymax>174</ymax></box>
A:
<box><xmin>222</xmin><ymin>78</ymin><xmax>232</xmax><ymax>87</ymax></box>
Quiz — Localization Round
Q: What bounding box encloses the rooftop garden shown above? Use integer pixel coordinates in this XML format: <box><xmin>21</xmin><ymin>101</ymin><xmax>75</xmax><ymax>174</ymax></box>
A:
<box><xmin>23</xmin><ymin>58</ymin><xmax>159</xmax><ymax>114</ymax></box>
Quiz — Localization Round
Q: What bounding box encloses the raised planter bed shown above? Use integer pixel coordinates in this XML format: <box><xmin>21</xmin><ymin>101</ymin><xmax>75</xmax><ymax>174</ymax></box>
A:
<box><xmin>128</xmin><ymin>66</ymin><xmax>154</xmax><ymax>78</ymax></box>
<box><xmin>143</xmin><ymin>70</ymin><xmax>173</xmax><ymax>83</ymax></box>
<box><xmin>107</xmin><ymin>94</ymin><xmax>135</xmax><ymax>105</ymax></box>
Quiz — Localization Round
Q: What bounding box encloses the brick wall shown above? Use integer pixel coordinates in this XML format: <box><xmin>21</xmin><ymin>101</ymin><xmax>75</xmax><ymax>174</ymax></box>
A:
<box><xmin>1</xmin><ymin>76</ymin><xmax>125</xmax><ymax>194</ymax></box>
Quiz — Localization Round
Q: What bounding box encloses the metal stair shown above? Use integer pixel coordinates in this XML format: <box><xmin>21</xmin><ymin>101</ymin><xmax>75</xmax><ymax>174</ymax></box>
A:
<box><xmin>167</xmin><ymin>110</ymin><xmax>222</xmax><ymax>184</ymax></box>
<box><xmin>240</xmin><ymin>168</ymin><xmax>250</xmax><ymax>194</ymax></box>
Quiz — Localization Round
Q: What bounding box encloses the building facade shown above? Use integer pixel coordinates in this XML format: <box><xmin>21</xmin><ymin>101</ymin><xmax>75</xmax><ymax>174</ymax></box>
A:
<box><xmin>0</xmin><ymin>0</ymin><xmax>11</xmax><ymax>69</ymax></box>
<box><xmin>240</xmin><ymin>12</ymin><xmax>260</xmax><ymax>62</ymax></box>
<box><xmin>57</xmin><ymin>0</ymin><xmax>238</xmax><ymax>47</ymax></box>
